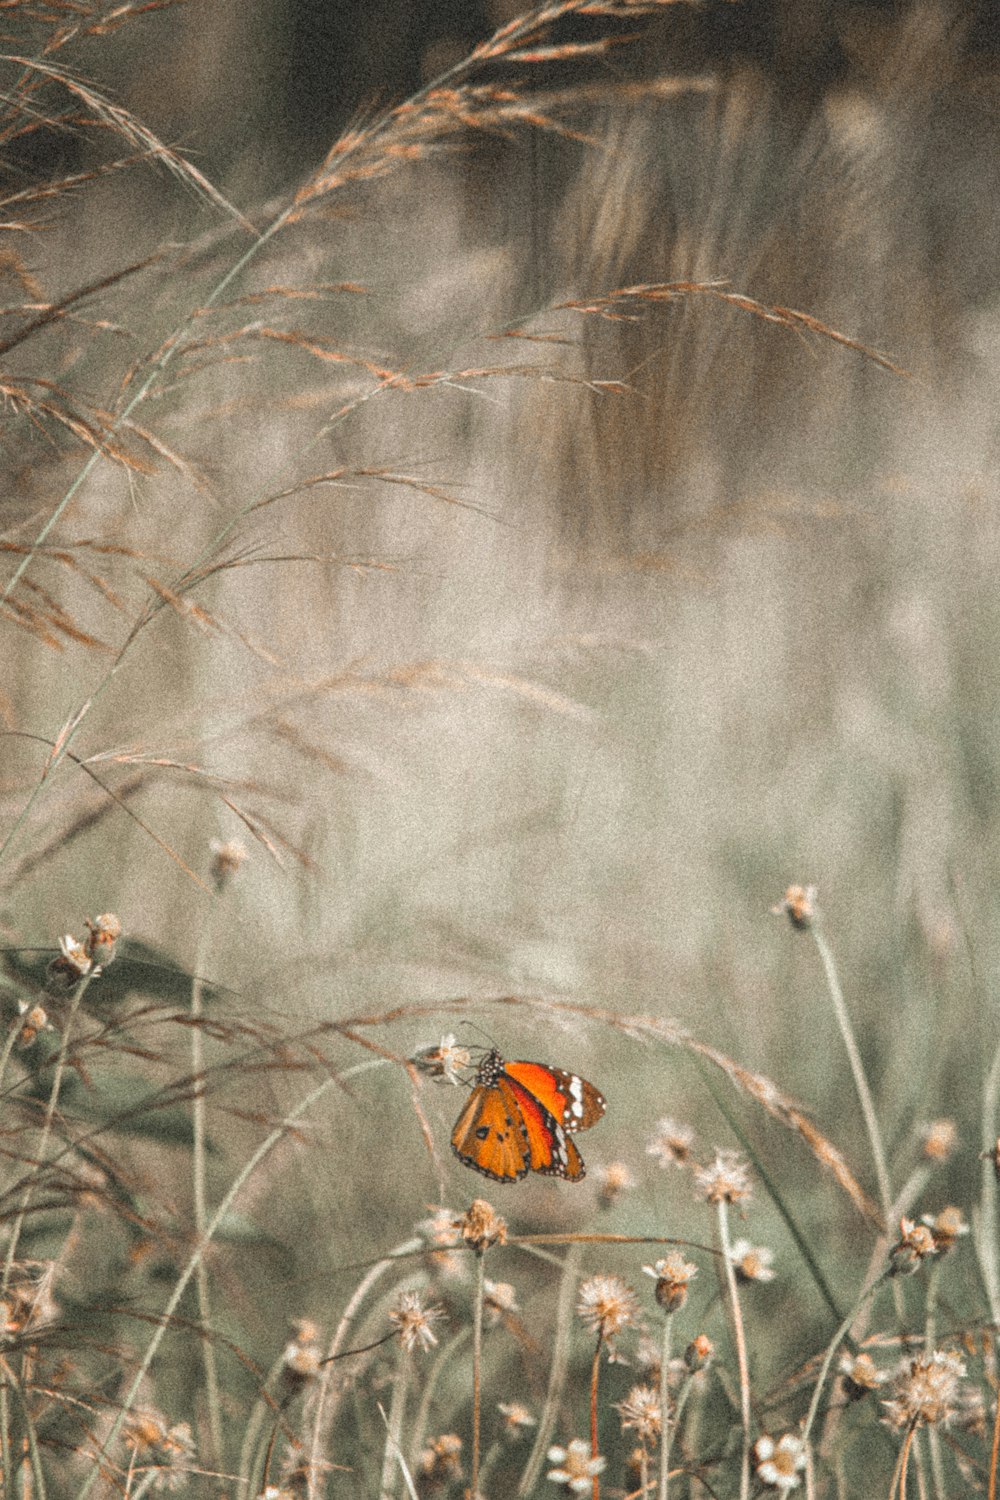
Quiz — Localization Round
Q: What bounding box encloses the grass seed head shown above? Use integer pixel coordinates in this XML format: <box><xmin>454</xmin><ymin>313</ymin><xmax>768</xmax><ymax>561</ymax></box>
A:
<box><xmin>498</xmin><ymin>1401</ymin><xmax>537</xmax><ymax>1440</ymax></box>
<box><xmin>921</xmin><ymin>1204</ymin><xmax>969</xmax><ymax>1252</ymax></box>
<box><xmin>209</xmin><ymin>837</ymin><xmax>248</xmax><ymax>891</ymax></box>
<box><xmin>839</xmin><ymin>1351</ymin><xmax>885</xmax><ymax>1400</ymax></box>
<box><xmin>16</xmin><ymin>999</ymin><xmax>53</xmax><ymax>1048</ymax></box>
<box><xmin>594</xmin><ymin>1159</ymin><xmax>636</xmax><ymax>1208</ymax></box>
<box><xmin>483</xmin><ymin>1278</ymin><xmax>519</xmax><ymax>1325</ymax></box>
<box><xmin>417</xmin><ymin>1432</ymin><xmax>463</xmax><ymax>1484</ymax></box>
<box><xmin>921</xmin><ymin>1119</ymin><xmax>958</xmax><ymax>1161</ymax></box>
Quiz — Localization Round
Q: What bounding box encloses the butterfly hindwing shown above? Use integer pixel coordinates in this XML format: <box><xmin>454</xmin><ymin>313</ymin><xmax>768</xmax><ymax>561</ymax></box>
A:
<box><xmin>450</xmin><ymin>1048</ymin><xmax>604</xmax><ymax>1183</ymax></box>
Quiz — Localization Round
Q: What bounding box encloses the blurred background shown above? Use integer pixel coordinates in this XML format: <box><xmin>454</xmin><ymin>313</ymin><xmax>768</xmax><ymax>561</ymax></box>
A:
<box><xmin>3</xmin><ymin>0</ymin><xmax>1000</xmax><ymax>1421</ymax></box>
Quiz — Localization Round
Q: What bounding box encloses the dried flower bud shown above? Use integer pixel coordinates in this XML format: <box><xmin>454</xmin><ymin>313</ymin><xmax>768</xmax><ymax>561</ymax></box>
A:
<box><xmin>417</xmin><ymin>1433</ymin><xmax>463</xmax><ymax>1483</ymax></box>
<box><xmin>642</xmin><ymin>1253</ymin><xmax>698</xmax><ymax>1313</ymax></box>
<box><xmin>771</xmin><ymin>885</ymin><xmax>817</xmax><ymax>930</ymax></box>
<box><xmin>729</xmin><ymin>1239</ymin><xmax>776</xmax><ymax>1284</ymax></box>
<box><xmin>455</xmin><ymin>1199</ymin><xmax>506</xmax><ymax>1253</ymax></box>
<box><xmin>594</xmin><ymin>1161</ymin><xmax>636</xmax><ymax>1210</ymax></box>
<box><xmin>685</xmin><ymin>1334</ymin><xmax>714</xmax><ymax>1372</ymax></box>
<box><xmin>839</xmin><ymin>1351</ymin><xmax>884</xmax><ymax>1400</ymax></box>
<box><xmin>280</xmin><ymin>1318</ymin><xmax>322</xmax><ymax>1392</ymax></box>
<box><xmin>412</xmin><ymin>1034</ymin><xmax>471</xmax><ymax>1085</ymax></box>
<box><xmin>16</xmin><ymin>1000</ymin><xmax>53</xmax><ymax>1049</ymax></box>
<box><xmin>483</xmin><ymin>1279</ymin><xmax>519</xmax><ymax>1327</ymax></box>
<box><xmin>209</xmin><ymin>838</ymin><xmax>247</xmax><ymax>891</ymax></box>
<box><xmin>498</xmin><ymin>1402</ymin><xmax>536</xmax><ymax>1440</ymax></box>
<box><xmin>889</xmin><ymin>1217</ymin><xmax>937</xmax><ymax>1276</ymax></box>
<box><xmin>921</xmin><ymin>1119</ymin><xmax>958</xmax><ymax>1161</ymax></box>
<box><xmin>84</xmin><ymin>912</ymin><xmax>121</xmax><ymax>965</ymax></box>
<box><xmin>694</xmin><ymin>1150</ymin><xmax>753</xmax><ymax>1205</ymax></box>
<box><xmin>921</xmin><ymin>1205</ymin><xmax>969</xmax><ymax>1253</ymax></box>
<box><xmin>45</xmin><ymin>935</ymin><xmax>92</xmax><ymax>993</ymax></box>
<box><xmin>646</xmin><ymin>1118</ymin><xmax>694</xmax><ymax>1169</ymax></box>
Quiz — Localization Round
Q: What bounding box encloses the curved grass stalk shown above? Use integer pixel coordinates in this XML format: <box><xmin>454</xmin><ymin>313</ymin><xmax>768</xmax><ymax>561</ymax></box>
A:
<box><xmin>716</xmin><ymin>1201</ymin><xmax>750</xmax><ymax>1500</ymax></box>
<box><xmin>190</xmin><ymin>904</ymin><xmax>222</xmax><ymax>1466</ymax></box>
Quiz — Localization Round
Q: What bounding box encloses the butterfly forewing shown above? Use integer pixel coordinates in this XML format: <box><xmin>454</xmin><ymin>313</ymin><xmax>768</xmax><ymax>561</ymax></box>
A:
<box><xmin>503</xmin><ymin>1060</ymin><xmax>606</xmax><ymax>1133</ymax></box>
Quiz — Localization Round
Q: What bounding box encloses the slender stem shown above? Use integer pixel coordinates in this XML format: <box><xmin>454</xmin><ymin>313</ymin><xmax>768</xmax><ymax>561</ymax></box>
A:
<box><xmin>190</xmin><ymin>907</ymin><xmax>222</xmax><ymax>1466</ymax></box>
<box><xmin>408</xmin><ymin>1328</ymin><xmax>471</xmax><ymax>1476</ymax></box>
<box><xmin>716</xmin><ymin>1202</ymin><xmax>750</xmax><ymax>1500</ymax></box>
<box><xmin>590</xmin><ymin>1330</ymin><xmax>603</xmax><ymax>1500</ymax></box>
<box><xmin>518</xmin><ymin>1243</ymin><xmax>582</xmax><ymax>1497</ymax></box>
<box><xmin>658</xmin><ymin>1314</ymin><xmax>673</xmax><ymax>1500</ymax></box>
<box><xmin>379</xmin><ymin>1343</ymin><xmax>410</xmax><ymax>1500</ymax></box>
<box><xmin>988</xmin><ymin>1375</ymin><xmax>1000</xmax><ymax>1500</ymax></box>
<box><xmin>811</xmin><ymin>925</ymin><xmax>893</xmax><ymax>1219</ymax></box>
<box><xmin>977</xmin><ymin>1034</ymin><xmax>1000</xmax><ymax>1323</ymax></box>
<box><xmin>639</xmin><ymin>1442</ymin><xmax>649</xmax><ymax>1500</ymax></box>
<box><xmin>472</xmin><ymin>1253</ymin><xmax>485</xmax><ymax>1500</ymax></box>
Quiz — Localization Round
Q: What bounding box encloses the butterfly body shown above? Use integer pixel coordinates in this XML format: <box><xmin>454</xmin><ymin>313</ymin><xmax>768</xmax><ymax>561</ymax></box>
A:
<box><xmin>451</xmin><ymin>1048</ymin><xmax>606</xmax><ymax>1182</ymax></box>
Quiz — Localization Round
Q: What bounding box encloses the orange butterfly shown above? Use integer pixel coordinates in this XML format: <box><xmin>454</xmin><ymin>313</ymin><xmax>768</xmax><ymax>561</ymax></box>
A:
<box><xmin>451</xmin><ymin>1048</ymin><xmax>606</xmax><ymax>1182</ymax></box>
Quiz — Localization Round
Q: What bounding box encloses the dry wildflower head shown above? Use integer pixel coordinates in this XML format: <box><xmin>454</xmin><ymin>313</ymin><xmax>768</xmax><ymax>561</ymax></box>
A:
<box><xmin>16</xmin><ymin>999</ymin><xmax>53</xmax><ymax>1048</ymax></box>
<box><xmin>122</xmin><ymin>1408</ymin><xmax>195</xmax><ymax>1491</ymax></box>
<box><xmin>889</xmin><ymin>1217</ymin><xmax>937</xmax><ymax>1276</ymax></box>
<box><xmin>646</xmin><ymin>1118</ymin><xmax>695</xmax><ymax>1170</ymax></box>
<box><xmin>576</xmin><ymin>1273</ymin><xmax>639</xmax><ymax>1344</ymax></box>
<box><xmin>455</xmin><ymin>1198</ymin><xmax>506</xmax><ymax>1253</ymax></box>
<box><xmin>83</xmin><ymin>911</ymin><xmax>121</xmax><ymax>965</ymax></box>
<box><xmin>771</xmin><ymin>885</ymin><xmax>817</xmax><ymax>930</ymax></box>
<box><xmin>694</xmin><ymin>1150</ymin><xmax>753</xmax><ymax>1205</ymax></box>
<box><xmin>921</xmin><ymin>1119</ymin><xmax>958</xmax><ymax>1161</ymax></box>
<box><xmin>389</xmin><ymin>1290</ymin><xmax>445</xmax><ymax>1354</ymax></box>
<box><xmin>594</xmin><ymin>1160</ymin><xmax>636</xmax><ymax>1209</ymax></box>
<box><xmin>417</xmin><ymin>1433</ymin><xmax>463</xmax><ymax>1485</ymax></box>
<box><xmin>483</xmin><ymin>1279</ymin><xmax>519</xmax><ymax>1327</ymax></box>
<box><xmin>498</xmin><ymin>1401</ymin><xmax>536</xmax><ymax>1440</ymax></box>
<box><xmin>546</xmin><ymin>1439</ymin><xmax>606</xmax><ymax>1493</ymax></box>
<box><xmin>614</xmin><ymin>1384</ymin><xmax>662</xmax><ymax>1443</ymax></box>
<box><xmin>45</xmin><ymin>934</ymin><xmax>93</xmax><ymax>993</ymax></box>
<box><xmin>839</xmin><ymin>1351</ymin><xmax>885</xmax><ymax>1400</ymax></box>
<box><xmin>257</xmin><ymin>1489</ymin><xmax>294</xmax><ymax>1500</ymax></box>
<box><xmin>685</xmin><ymin>1333</ymin><xmax>714</xmax><ymax>1372</ymax></box>
<box><xmin>280</xmin><ymin>1318</ymin><xmax>322</xmax><ymax>1393</ymax></box>
<box><xmin>753</xmin><ymin>1432</ymin><xmax>807</xmax><ymax>1492</ymax></box>
<box><xmin>209</xmin><ymin>837</ymin><xmax>247</xmax><ymax>891</ymax></box>
<box><xmin>418</xmin><ymin>1206</ymin><xmax>466</xmax><ymax>1282</ymax></box>
<box><xmin>921</xmin><ymin>1205</ymin><xmax>969</xmax><ymax>1253</ymax></box>
<box><xmin>642</xmin><ymin>1252</ymin><xmax>698</xmax><ymax>1313</ymax></box>
<box><xmin>412</xmin><ymin>1033</ymin><xmax>472</xmax><ymax>1085</ymax></box>
<box><xmin>729</xmin><ymin>1239</ymin><xmax>776</xmax><ymax>1284</ymax></box>
<box><xmin>883</xmin><ymin>1349</ymin><xmax>966</xmax><ymax>1428</ymax></box>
